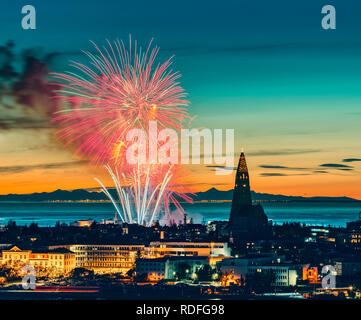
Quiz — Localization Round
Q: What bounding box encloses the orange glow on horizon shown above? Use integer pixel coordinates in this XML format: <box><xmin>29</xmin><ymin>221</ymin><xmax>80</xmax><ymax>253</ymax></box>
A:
<box><xmin>1</xmin><ymin>162</ymin><xmax>360</xmax><ymax>200</ymax></box>
<box><xmin>0</xmin><ymin>139</ymin><xmax>360</xmax><ymax>199</ymax></box>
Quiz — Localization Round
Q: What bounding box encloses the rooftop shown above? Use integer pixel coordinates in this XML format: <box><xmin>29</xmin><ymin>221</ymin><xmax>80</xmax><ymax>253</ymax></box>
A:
<box><xmin>136</xmin><ymin>256</ymin><xmax>209</xmax><ymax>263</ymax></box>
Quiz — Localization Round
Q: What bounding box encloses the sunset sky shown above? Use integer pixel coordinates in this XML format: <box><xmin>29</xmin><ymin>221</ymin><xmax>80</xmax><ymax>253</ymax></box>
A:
<box><xmin>1</xmin><ymin>0</ymin><xmax>361</xmax><ymax>199</ymax></box>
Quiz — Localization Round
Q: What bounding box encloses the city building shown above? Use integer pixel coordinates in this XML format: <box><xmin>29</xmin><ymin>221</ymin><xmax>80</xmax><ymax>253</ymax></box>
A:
<box><xmin>332</xmin><ymin>259</ymin><xmax>361</xmax><ymax>277</ymax></box>
<box><xmin>0</xmin><ymin>246</ymin><xmax>75</xmax><ymax>273</ymax></box>
<box><xmin>228</xmin><ymin>151</ymin><xmax>268</xmax><ymax>240</ymax></box>
<box><xmin>206</xmin><ymin>221</ymin><xmax>229</xmax><ymax>237</ymax></box>
<box><xmin>136</xmin><ymin>256</ymin><xmax>208</xmax><ymax>280</ymax></box>
<box><xmin>220</xmin><ymin>253</ymin><xmax>283</xmax><ymax>280</ymax></box>
<box><xmin>49</xmin><ymin>244</ymin><xmax>145</xmax><ymax>274</ymax></box>
<box><xmin>247</xmin><ymin>265</ymin><xmax>298</xmax><ymax>287</ymax></box>
<box><xmin>219</xmin><ymin>254</ymin><xmax>298</xmax><ymax>287</ymax></box>
<box><xmin>306</xmin><ymin>227</ymin><xmax>333</xmax><ymax>243</ymax></box>
<box><xmin>302</xmin><ymin>264</ymin><xmax>319</xmax><ymax>283</ymax></box>
<box><xmin>47</xmin><ymin>242</ymin><xmax>230</xmax><ymax>274</ymax></box>
<box><xmin>346</xmin><ymin>214</ymin><xmax>361</xmax><ymax>250</ymax></box>
<box><xmin>146</xmin><ymin>241</ymin><xmax>231</xmax><ymax>264</ymax></box>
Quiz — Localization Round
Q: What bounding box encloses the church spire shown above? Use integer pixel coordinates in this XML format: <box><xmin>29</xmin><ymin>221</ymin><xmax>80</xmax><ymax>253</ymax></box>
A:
<box><xmin>230</xmin><ymin>151</ymin><xmax>252</xmax><ymax>215</ymax></box>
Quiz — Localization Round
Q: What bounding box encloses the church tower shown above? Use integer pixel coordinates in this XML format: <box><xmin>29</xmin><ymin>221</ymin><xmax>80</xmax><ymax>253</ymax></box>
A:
<box><xmin>229</xmin><ymin>151</ymin><xmax>268</xmax><ymax>240</ymax></box>
<box><xmin>230</xmin><ymin>151</ymin><xmax>252</xmax><ymax>215</ymax></box>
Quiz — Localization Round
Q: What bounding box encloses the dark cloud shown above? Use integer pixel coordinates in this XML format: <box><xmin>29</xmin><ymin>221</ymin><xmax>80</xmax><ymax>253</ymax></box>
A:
<box><xmin>259</xmin><ymin>165</ymin><xmax>288</xmax><ymax>169</ymax></box>
<box><xmin>248</xmin><ymin>149</ymin><xmax>321</xmax><ymax>157</ymax></box>
<box><xmin>11</xmin><ymin>55</ymin><xmax>61</xmax><ymax>116</ymax></box>
<box><xmin>0</xmin><ymin>161</ymin><xmax>88</xmax><ymax>174</ymax></box>
<box><xmin>259</xmin><ymin>165</ymin><xmax>307</xmax><ymax>170</ymax></box>
<box><xmin>313</xmin><ymin>170</ymin><xmax>329</xmax><ymax>174</ymax></box>
<box><xmin>320</xmin><ymin>163</ymin><xmax>353</xmax><ymax>168</ymax></box>
<box><xmin>343</xmin><ymin>158</ymin><xmax>361</xmax><ymax>163</ymax></box>
<box><xmin>260</xmin><ymin>173</ymin><xmax>287</xmax><ymax>177</ymax></box>
<box><xmin>162</xmin><ymin>42</ymin><xmax>343</xmax><ymax>57</ymax></box>
<box><xmin>206</xmin><ymin>165</ymin><xmax>236</xmax><ymax>171</ymax></box>
<box><xmin>0</xmin><ymin>116</ymin><xmax>53</xmax><ymax>130</ymax></box>
<box><xmin>60</xmin><ymin>41</ymin><xmax>353</xmax><ymax>60</ymax></box>
<box><xmin>163</xmin><ymin>43</ymin><xmax>298</xmax><ymax>56</ymax></box>
<box><xmin>0</xmin><ymin>41</ymin><xmax>17</xmax><ymax>81</ymax></box>
<box><xmin>0</xmin><ymin>41</ymin><xmax>61</xmax><ymax>130</ymax></box>
<box><xmin>260</xmin><ymin>172</ymin><xmax>311</xmax><ymax>177</ymax></box>
<box><xmin>259</xmin><ymin>162</ymin><xmax>356</xmax><ymax>176</ymax></box>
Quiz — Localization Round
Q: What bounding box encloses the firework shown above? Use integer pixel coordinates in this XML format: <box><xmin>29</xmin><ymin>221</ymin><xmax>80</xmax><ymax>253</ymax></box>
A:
<box><xmin>53</xmin><ymin>37</ymin><xmax>190</xmax><ymax>166</ymax></box>
<box><xmin>95</xmin><ymin>165</ymin><xmax>192</xmax><ymax>226</ymax></box>
<box><xmin>53</xmin><ymin>37</ymin><xmax>193</xmax><ymax>225</ymax></box>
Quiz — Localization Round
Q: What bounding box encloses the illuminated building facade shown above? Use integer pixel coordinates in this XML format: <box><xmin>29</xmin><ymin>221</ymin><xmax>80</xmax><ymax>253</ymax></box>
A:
<box><xmin>146</xmin><ymin>242</ymin><xmax>231</xmax><ymax>260</ymax></box>
<box><xmin>0</xmin><ymin>246</ymin><xmax>75</xmax><ymax>273</ymax></box>
<box><xmin>302</xmin><ymin>264</ymin><xmax>319</xmax><ymax>283</ymax></box>
<box><xmin>45</xmin><ymin>242</ymin><xmax>231</xmax><ymax>274</ymax></box>
<box><xmin>49</xmin><ymin>244</ymin><xmax>145</xmax><ymax>274</ymax></box>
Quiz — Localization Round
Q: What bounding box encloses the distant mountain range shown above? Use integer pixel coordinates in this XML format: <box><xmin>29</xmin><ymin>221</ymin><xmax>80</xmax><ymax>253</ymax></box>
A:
<box><xmin>194</xmin><ymin>188</ymin><xmax>359</xmax><ymax>202</ymax></box>
<box><xmin>0</xmin><ymin>187</ymin><xmax>359</xmax><ymax>202</ymax></box>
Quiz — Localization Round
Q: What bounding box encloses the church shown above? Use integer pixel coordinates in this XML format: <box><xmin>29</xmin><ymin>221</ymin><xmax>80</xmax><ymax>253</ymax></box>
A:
<box><xmin>228</xmin><ymin>151</ymin><xmax>269</xmax><ymax>240</ymax></box>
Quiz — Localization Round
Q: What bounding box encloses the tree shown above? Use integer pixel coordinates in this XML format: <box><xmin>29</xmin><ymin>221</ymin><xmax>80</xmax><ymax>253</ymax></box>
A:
<box><xmin>299</xmin><ymin>247</ymin><xmax>320</xmax><ymax>265</ymax></box>
<box><xmin>135</xmin><ymin>272</ymin><xmax>148</xmax><ymax>282</ymax></box>
<box><xmin>0</xmin><ymin>266</ymin><xmax>12</xmax><ymax>280</ymax></box>
<box><xmin>0</xmin><ymin>263</ymin><xmax>22</xmax><ymax>281</ymax></box>
<box><xmin>246</xmin><ymin>270</ymin><xmax>276</xmax><ymax>293</ymax></box>
<box><xmin>29</xmin><ymin>222</ymin><xmax>39</xmax><ymax>232</ymax></box>
<box><xmin>7</xmin><ymin>220</ymin><xmax>16</xmax><ymax>229</ymax></box>
<box><xmin>176</xmin><ymin>262</ymin><xmax>191</xmax><ymax>280</ymax></box>
<box><xmin>71</xmin><ymin>267</ymin><xmax>94</xmax><ymax>279</ymax></box>
<box><xmin>126</xmin><ymin>267</ymin><xmax>135</xmax><ymax>278</ymax></box>
<box><xmin>196</xmin><ymin>265</ymin><xmax>213</xmax><ymax>282</ymax></box>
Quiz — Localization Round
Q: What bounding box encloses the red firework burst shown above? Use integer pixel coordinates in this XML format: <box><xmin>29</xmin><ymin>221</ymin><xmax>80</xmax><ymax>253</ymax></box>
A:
<box><xmin>52</xmin><ymin>37</ymin><xmax>190</xmax><ymax>167</ymax></box>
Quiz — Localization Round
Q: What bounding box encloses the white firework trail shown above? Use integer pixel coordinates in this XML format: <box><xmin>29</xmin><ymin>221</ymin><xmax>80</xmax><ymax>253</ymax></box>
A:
<box><xmin>94</xmin><ymin>165</ymin><xmax>173</xmax><ymax>226</ymax></box>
